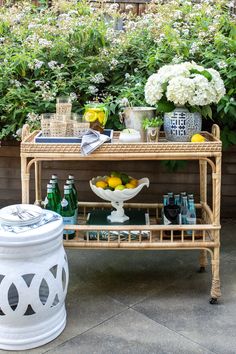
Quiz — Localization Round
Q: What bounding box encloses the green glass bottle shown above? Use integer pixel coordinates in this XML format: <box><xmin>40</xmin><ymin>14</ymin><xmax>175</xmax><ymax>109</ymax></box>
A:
<box><xmin>67</xmin><ymin>176</ymin><xmax>78</xmax><ymax>224</ymax></box>
<box><xmin>43</xmin><ymin>184</ymin><xmax>57</xmax><ymax>211</ymax></box>
<box><xmin>58</xmin><ymin>185</ymin><xmax>75</xmax><ymax>237</ymax></box>
<box><xmin>68</xmin><ymin>175</ymin><xmax>78</xmax><ymax>203</ymax></box>
<box><xmin>51</xmin><ymin>174</ymin><xmax>61</xmax><ymax>205</ymax></box>
<box><xmin>66</xmin><ymin>180</ymin><xmax>77</xmax><ymax>224</ymax></box>
<box><xmin>49</xmin><ymin>179</ymin><xmax>61</xmax><ymax>208</ymax></box>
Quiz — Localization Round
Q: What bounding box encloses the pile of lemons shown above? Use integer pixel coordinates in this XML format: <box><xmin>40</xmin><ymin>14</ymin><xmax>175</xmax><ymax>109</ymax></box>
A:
<box><xmin>95</xmin><ymin>172</ymin><xmax>138</xmax><ymax>191</ymax></box>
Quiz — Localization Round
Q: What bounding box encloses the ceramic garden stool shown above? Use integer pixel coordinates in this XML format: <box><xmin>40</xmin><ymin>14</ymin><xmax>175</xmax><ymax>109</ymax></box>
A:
<box><xmin>0</xmin><ymin>207</ymin><xmax>69</xmax><ymax>351</ymax></box>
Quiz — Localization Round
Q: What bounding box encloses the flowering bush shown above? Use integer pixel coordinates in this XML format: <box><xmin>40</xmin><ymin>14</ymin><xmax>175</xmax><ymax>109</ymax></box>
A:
<box><xmin>0</xmin><ymin>0</ymin><xmax>235</xmax><ymax>147</ymax></box>
<box><xmin>145</xmin><ymin>62</ymin><xmax>226</xmax><ymax>118</ymax></box>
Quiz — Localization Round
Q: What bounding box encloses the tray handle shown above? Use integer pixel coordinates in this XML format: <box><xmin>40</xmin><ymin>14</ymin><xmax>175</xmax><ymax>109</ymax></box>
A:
<box><xmin>212</xmin><ymin>124</ymin><xmax>220</xmax><ymax>140</ymax></box>
<box><xmin>21</xmin><ymin>124</ymin><xmax>30</xmax><ymax>142</ymax></box>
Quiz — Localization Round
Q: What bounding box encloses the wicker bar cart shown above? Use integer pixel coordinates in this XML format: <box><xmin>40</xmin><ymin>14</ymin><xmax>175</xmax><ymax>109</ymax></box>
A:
<box><xmin>20</xmin><ymin>124</ymin><xmax>222</xmax><ymax>303</ymax></box>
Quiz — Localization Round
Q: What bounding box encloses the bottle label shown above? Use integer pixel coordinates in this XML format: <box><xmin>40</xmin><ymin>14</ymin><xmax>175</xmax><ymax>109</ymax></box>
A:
<box><xmin>61</xmin><ymin>198</ymin><xmax>68</xmax><ymax>207</ymax></box>
<box><xmin>43</xmin><ymin>197</ymin><xmax>48</xmax><ymax>207</ymax></box>
<box><xmin>181</xmin><ymin>215</ymin><xmax>187</xmax><ymax>225</ymax></box>
<box><xmin>186</xmin><ymin>217</ymin><xmax>196</xmax><ymax>225</ymax></box>
<box><xmin>63</xmin><ymin>216</ymin><xmax>74</xmax><ymax>235</ymax></box>
<box><xmin>164</xmin><ymin>214</ymin><xmax>181</xmax><ymax>225</ymax></box>
<box><xmin>186</xmin><ymin>217</ymin><xmax>196</xmax><ymax>235</ymax></box>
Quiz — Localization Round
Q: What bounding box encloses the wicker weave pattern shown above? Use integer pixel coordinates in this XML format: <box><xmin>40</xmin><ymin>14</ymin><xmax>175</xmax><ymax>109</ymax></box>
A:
<box><xmin>21</xmin><ymin>130</ymin><xmax>221</xmax><ymax>154</ymax></box>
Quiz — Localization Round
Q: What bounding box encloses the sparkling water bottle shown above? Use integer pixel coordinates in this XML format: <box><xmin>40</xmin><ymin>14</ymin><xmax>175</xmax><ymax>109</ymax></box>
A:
<box><xmin>43</xmin><ymin>184</ymin><xmax>57</xmax><ymax>212</ymax></box>
<box><xmin>186</xmin><ymin>198</ymin><xmax>196</xmax><ymax>235</ymax></box>
<box><xmin>181</xmin><ymin>196</ymin><xmax>188</xmax><ymax>225</ymax></box>
<box><xmin>58</xmin><ymin>185</ymin><xmax>75</xmax><ymax>237</ymax></box>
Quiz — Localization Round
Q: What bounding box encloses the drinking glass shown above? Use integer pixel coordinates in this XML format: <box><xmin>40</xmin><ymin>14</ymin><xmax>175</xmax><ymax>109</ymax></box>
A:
<box><xmin>56</xmin><ymin>96</ymin><xmax>72</xmax><ymax>115</ymax></box>
<box><xmin>50</xmin><ymin>120</ymin><xmax>67</xmax><ymax>137</ymax></box>
<box><xmin>40</xmin><ymin>113</ymin><xmax>56</xmax><ymax>137</ymax></box>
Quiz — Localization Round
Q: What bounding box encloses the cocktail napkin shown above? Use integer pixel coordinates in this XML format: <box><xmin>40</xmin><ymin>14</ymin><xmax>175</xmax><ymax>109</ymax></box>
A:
<box><xmin>0</xmin><ymin>213</ymin><xmax>61</xmax><ymax>233</ymax></box>
<box><xmin>80</xmin><ymin>129</ymin><xmax>110</xmax><ymax>156</ymax></box>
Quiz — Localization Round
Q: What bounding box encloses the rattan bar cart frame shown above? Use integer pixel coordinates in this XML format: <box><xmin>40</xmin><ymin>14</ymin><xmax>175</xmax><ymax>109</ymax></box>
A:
<box><xmin>20</xmin><ymin>124</ymin><xmax>222</xmax><ymax>304</ymax></box>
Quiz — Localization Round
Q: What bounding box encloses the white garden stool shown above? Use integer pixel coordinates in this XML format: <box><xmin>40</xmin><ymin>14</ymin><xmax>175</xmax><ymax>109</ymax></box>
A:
<box><xmin>0</xmin><ymin>205</ymin><xmax>69</xmax><ymax>351</ymax></box>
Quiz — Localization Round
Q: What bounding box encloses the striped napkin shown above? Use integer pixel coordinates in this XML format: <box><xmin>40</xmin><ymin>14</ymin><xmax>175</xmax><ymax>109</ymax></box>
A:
<box><xmin>80</xmin><ymin>129</ymin><xmax>110</xmax><ymax>156</ymax></box>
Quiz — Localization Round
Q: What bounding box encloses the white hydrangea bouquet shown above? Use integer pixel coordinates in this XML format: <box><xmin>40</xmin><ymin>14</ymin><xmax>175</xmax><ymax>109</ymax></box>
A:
<box><xmin>144</xmin><ymin>62</ymin><xmax>225</xmax><ymax>118</ymax></box>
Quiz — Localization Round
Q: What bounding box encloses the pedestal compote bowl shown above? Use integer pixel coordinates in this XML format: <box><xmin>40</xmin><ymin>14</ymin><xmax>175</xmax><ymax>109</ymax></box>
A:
<box><xmin>90</xmin><ymin>176</ymin><xmax>149</xmax><ymax>223</ymax></box>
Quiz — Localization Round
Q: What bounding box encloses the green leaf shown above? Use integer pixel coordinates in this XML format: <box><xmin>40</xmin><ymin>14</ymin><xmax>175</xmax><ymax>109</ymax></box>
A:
<box><xmin>161</xmin><ymin>160</ymin><xmax>187</xmax><ymax>172</ymax></box>
<box><xmin>201</xmin><ymin>105</ymin><xmax>212</xmax><ymax>119</ymax></box>
<box><xmin>229</xmin><ymin>131</ymin><xmax>236</xmax><ymax>144</ymax></box>
<box><xmin>190</xmin><ymin>69</ymin><xmax>212</xmax><ymax>81</ymax></box>
<box><xmin>157</xmin><ymin>98</ymin><xmax>175</xmax><ymax>113</ymax></box>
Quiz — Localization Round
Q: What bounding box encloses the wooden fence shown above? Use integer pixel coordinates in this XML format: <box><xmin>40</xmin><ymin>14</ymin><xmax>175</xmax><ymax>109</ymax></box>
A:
<box><xmin>0</xmin><ymin>0</ymin><xmax>149</xmax><ymax>15</ymax></box>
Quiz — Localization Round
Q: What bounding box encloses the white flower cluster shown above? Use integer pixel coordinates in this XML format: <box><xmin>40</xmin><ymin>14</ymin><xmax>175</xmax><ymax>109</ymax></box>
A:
<box><xmin>145</xmin><ymin>62</ymin><xmax>225</xmax><ymax>107</ymax></box>
<box><xmin>48</xmin><ymin>61</ymin><xmax>64</xmax><ymax>70</ymax></box>
<box><xmin>10</xmin><ymin>79</ymin><xmax>21</xmax><ymax>88</ymax></box>
<box><xmin>38</xmin><ymin>38</ymin><xmax>52</xmax><ymax>48</ymax></box>
<box><xmin>29</xmin><ymin>59</ymin><xmax>44</xmax><ymax>70</ymax></box>
<box><xmin>88</xmin><ymin>85</ymin><xmax>99</xmax><ymax>95</ymax></box>
<box><xmin>69</xmin><ymin>92</ymin><xmax>77</xmax><ymax>101</ymax></box>
<box><xmin>90</xmin><ymin>73</ymin><xmax>105</xmax><ymax>84</ymax></box>
<box><xmin>26</xmin><ymin>112</ymin><xmax>40</xmax><ymax>123</ymax></box>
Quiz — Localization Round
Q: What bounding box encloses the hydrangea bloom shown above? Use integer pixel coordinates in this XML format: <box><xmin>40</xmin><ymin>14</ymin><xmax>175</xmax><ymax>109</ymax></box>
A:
<box><xmin>145</xmin><ymin>62</ymin><xmax>225</xmax><ymax>107</ymax></box>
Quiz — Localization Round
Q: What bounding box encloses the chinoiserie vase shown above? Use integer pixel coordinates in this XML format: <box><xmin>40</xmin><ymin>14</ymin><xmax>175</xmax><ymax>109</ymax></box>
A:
<box><xmin>164</xmin><ymin>106</ymin><xmax>202</xmax><ymax>142</ymax></box>
<box><xmin>120</xmin><ymin>107</ymin><xmax>156</xmax><ymax>142</ymax></box>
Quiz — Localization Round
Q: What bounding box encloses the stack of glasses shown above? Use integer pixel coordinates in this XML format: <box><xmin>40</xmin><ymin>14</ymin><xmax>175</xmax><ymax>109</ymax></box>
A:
<box><xmin>41</xmin><ymin>96</ymin><xmax>89</xmax><ymax>138</ymax></box>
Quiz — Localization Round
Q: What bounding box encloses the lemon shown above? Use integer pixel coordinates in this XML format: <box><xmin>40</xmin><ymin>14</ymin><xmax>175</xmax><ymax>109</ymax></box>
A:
<box><xmin>125</xmin><ymin>183</ymin><xmax>135</xmax><ymax>189</ymax></box>
<box><xmin>97</xmin><ymin>111</ymin><xmax>106</xmax><ymax>124</ymax></box>
<box><xmin>84</xmin><ymin>111</ymin><xmax>97</xmax><ymax>122</ymax></box>
<box><xmin>115</xmin><ymin>184</ymin><xmax>125</xmax><ymax>191</ymax></box>
<box><xmin>108</xmin><ymin>177</ymin><xmax>122</xmax><ymax>189</ymax></box>
<box><xmin>95</xmin><ymin>180</ymin><xmax>107</xmax><ymax>189</ymax></box>
<box><xmin>129</xmin><ymin>178</ymin><xmax>138</xmax><ymax>187</ymax></box>
<box><xmin>191</xmin><ymin>134</ymin><xmax>205</xmax><ymax>143</ymax></box>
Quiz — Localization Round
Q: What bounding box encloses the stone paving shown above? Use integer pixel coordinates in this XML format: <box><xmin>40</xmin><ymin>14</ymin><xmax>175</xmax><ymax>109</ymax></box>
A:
<box><xmin>1</xmin><ymin>219</ymin><xmax>236</xmax><ymax>354</ymax></box>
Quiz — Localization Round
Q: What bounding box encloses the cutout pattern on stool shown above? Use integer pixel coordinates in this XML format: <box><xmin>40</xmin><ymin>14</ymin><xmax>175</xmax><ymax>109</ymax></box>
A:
<box><xmin>8</xmin><ymin>283</ymin><xmax>19</xmax><ymax>311</ymax></box>
<box><xmin>0</xmin><ymin>257</ymin><xmax>68</xmax><ymax>319</ymax></box>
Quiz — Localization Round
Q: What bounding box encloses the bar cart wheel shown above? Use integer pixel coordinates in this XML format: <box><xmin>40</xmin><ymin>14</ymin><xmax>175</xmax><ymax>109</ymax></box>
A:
<box><xmin>198</xmin><ymin>266</ymin><xmax>206</xmax><ymax>273</ymax></box>
<box><xmin>210</xmin><ymin>297</ymin><xmax>218</xmax><ymax>305</ymax></box>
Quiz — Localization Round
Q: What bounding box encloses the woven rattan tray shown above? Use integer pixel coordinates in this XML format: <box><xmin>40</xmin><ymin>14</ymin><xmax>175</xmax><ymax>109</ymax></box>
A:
<box><xmin>21</xmin><ymin>125</ymin><xmax>221</xmax><ymax>156</ymax></box>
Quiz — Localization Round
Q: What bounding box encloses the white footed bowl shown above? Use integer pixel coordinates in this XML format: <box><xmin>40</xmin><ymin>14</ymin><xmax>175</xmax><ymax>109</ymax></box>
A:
<box><xmin>90</xmin><ymin>177</ymin><xmax>149</xmax><ymax>202</ymax></box>
<box><xmin>90</xmin><ymin>176</ymin><xmax>149</xmax><ymax>223</ymax></box>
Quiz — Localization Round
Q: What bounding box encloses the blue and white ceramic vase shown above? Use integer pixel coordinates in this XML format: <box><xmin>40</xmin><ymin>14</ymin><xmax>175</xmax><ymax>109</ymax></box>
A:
<box><xmin>164</xmin><ymin>106</ymin><xmax>202</xmax><ymax>142</ymax></box>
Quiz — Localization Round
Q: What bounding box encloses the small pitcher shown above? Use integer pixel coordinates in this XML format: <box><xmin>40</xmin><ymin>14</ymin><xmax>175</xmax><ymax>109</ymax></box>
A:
<box><xmin>146</xmin><ymin>127</ymin><xmax>160</xmax><ymax>142</ymax></box>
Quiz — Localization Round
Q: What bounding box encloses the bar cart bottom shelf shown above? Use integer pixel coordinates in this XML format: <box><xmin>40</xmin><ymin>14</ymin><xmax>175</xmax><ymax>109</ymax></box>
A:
<box><xmin>62</xmin><ymin>202</ymin><xmax>221</xmax><ymax>303</ymax></box>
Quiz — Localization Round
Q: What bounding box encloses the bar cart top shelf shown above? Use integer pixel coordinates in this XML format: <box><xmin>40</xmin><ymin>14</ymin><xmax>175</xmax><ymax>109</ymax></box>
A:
<box><xmin>21</xmin><ymin>124</ymin><xmax>221</xmax><ymax>158</ymax></box>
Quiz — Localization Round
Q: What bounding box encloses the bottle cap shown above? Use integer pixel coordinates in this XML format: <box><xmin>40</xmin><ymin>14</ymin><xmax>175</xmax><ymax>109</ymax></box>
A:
<box><xmin>68</xmin><ymin>175</ymin><xmax>74</xmax><ymax>180</ymax></box>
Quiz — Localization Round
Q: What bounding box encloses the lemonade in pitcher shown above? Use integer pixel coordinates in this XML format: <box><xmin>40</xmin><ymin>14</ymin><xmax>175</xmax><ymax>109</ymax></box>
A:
<box><xmin>83</xmin><ymin>102</ymin><xmax>108</xmax><ymax>133</ymax></box>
